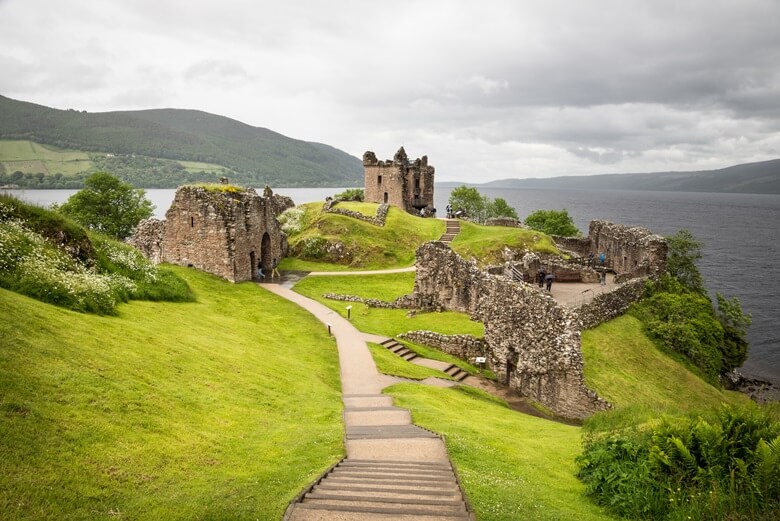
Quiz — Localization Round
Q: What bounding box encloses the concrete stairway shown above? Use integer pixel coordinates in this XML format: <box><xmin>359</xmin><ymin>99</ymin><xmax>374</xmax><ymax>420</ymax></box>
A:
<box><xmin>380</xmin><ymin>338</ymin><xmax>418</xmax><ymax>362</ymax></box>
<box><xmin>439</xmin><ymin>220</ymin><xmax>461</xmax><ymax>244</ymax></box>
<box><xmin>289</xmin><ymin>458</ymin><xmax>472</xmax><ymax>520</ymax></box>
<box><xmin>442</xmin><ymin>363</ymin><xmax>469</xmax><ymax>382</ymax></box>
<box><xmin>286</xmin><ymin>392</ymin><xmax>473</xmax><ymax>520</ymax></box>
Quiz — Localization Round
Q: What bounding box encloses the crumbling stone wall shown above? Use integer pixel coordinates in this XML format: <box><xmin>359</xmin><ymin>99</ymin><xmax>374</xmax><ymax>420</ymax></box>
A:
<box><xmin>131</xmin><ymin>185</ymin><xmax>293</xmax><ymax>283</ymax></box>
<box><xmin>323</xmin><ymin>201</ymin><xmax>390</xmax><ymax>227</ymax></box>
<box><xmin>574</xmin><ymin>278</ymin><xmax>647</xmax><ymax>330</ymax></box>
<box><xmin>413</xmin><ymin>242</ymin><xmax>609</xmax><ymax>419</ymax></box>
<box><xmin>398</xmin><ymin>331</ymin><xmax>488</xmax><ymax>362</ymax></box>
<box><xmin>554</xmin><ymin>220</ymin><xmax>667</xmax><ymax>280</ymax></box>
<box><xmin>363</xmin><ymin>147</ymin><xmax>435</xmax><ymax>215</ymax></box>
<box><xmin>127</xmin><ymin>218</ymin><xmax>165</xmax><ymax>265</ymax></box>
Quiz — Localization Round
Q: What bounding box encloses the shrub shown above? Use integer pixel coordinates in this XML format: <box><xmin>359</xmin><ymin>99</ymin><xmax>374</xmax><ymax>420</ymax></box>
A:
<box><xmin>578</xmin><ymin>406</ymin><xmax>780</xmax><ymax>520</ymax></box>
<box><xmin>278</xmin><ymin>206</ymin><xmax>306</xmax><ymax>235</ymax></box>
<box><xmin>334</xmin><ymin>188</ymin><xmax>364</xmax><ymax>201</ymax></box>
<box><xmin>524</xmin><ymin>208</ymin><xmax>580</xmax><ymax>237</ymax></box>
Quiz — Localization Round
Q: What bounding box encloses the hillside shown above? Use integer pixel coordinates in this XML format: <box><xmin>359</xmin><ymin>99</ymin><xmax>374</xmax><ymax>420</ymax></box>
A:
<box><xmin>0</xmin><ymin>95</ymin><xmax>363</xmax><ymax>188</ymax></box>
<box><xmin>473</xmin><ymin>158</ymin><xmax>780</xmax><ymax>194</ymax></box>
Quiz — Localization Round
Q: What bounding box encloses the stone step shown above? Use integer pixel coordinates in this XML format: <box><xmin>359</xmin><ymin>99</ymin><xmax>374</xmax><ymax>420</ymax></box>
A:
<box><xmin>304</xmin><ymin>492</ymin><xmax>466</xmax><ymax>508</ymax></box>
<box><xmin>343</xmin><ymin>395</ymin><xmax>394</xmax><ymax>408</ymax></box>
<box><xmin>338</xmin><ymin>459</ymin><xmax>453</xmax><ymax>471</ymax></box>
<box><xmin>297</xmin><ymin>499</ymin><xmax>470</xmax><ymax>518</ymax></box>
<box><xmin>346</xmin><ymin>424</ymin><xmax>439</xmax><ymax>440</ymax></box>
<box><xmin>381</xmin><ymin>339</ymin><xmax>418</xmax><ymax>361</ymax></box>
<box><xmin>443</xmin><ymin>364</ymin><xmax>469</xmax><ymax>381</ymax></box>
<box><xmin>292</xmin><ymin>501</ymin><xmax>471</xmax><ymax>520</ymax></box>
<box><xmin>329</xmin><ymin>466</ymin><xmax>455</xmax><ymax>480</ymax></box>
<box><xmin>314</xmin><ymin>483</ymin><xmax>460</xmax><ymax>497</ymax></box>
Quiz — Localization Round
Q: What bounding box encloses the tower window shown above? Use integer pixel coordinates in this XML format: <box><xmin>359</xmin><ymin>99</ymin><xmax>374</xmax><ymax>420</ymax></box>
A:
<box><xmin>378</xmin><ymin>175</ymin><xmax>382</xmax><ymax>184</ymax></box>
<box><xmin>190</xmin><ymin>216</ymin><xmax>194</xmax><ymax>227</ymax></box>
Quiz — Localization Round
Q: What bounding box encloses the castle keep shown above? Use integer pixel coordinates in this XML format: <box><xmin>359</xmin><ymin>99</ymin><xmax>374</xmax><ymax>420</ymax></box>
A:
<box><xmin>363</xmin><ymin>147</ymin><xmax>435</xmax><ymax>214</ymax></box>
<box><xmin>130</xmin><ymin>185</ymin><xmax>293</xmax><ymax>283</ymax></box>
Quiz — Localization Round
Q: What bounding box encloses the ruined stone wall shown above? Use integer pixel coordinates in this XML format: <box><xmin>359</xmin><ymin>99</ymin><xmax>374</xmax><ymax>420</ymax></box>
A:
<box><xmin>413</xmin><ymin>242</ymin><xmax>609</xmax><ymax>419</ymax></box>
<box><xmin>324</xmin><ymin>201</ymin><xmax>390</xmax><ymax>227</ymax></box>
<box><xmin>553</xmin><ymin>220</ymin><xmax>667</xmax><ymax>280</ymax></box>
<box><xmin>127</xmin><ymin>218</ymin><xmax>165</xmax><ymax>264</ymax></box>
<box><xmin>588</xmin><ymin>220</ymin><xmax>667</xmax><ymax>280</ymax></box>
<box><xmin>132</xmin><ymin>185</ymin><xmax>291</xmax><ymax>283</ymax></box>
<box><xmin>573</xmin><ymin>278</ymin><xmax>647</xmax><ymax>330</ymax></box>
<box><xmin>363</xmin><ymin>147</ymin><xmax>434</xmax><ymax>214</ymax></box>
<box><xmin>398</xmin><ymin>331</ymin><xmax>488</xmax><ymax>361</ymax></box>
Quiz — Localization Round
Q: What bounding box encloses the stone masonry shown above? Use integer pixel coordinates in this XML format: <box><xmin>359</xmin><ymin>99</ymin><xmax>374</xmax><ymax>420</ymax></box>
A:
<box><xmin>129</xmin><ymin>185</ymin><xmax>294</xmax><ymax>282</ymax></box>
<box><xmin>412</xmin><ymin>242</ymin><xmax>610</xmax><ymax>419</ymax></box>
<box><xmin>363</xmin><ymin>147</ymin><xmax>435</xmax><ymax>215</ymax></box>
<box><xmin>553</xmin><ymin>220</ymin><xmax>667</xmax><ymax>281</ymax></box>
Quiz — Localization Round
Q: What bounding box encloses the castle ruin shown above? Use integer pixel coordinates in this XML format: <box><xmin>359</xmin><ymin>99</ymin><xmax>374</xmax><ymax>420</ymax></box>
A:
<box><xmin>129</xmin><ymin>185</ymin><xmax>294</xmax><ymax>283</ymax></box>
<box><xmin>363</xmin><ymin>147</ymin><xmax>435</xmax><ymax>214</ymax></box>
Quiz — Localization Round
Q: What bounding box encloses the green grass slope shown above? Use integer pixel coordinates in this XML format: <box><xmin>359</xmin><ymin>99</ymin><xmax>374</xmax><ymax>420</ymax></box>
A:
<box><xmin>450</xmin><ymin>220</ymin><xmax>559</xmax><ymax>265</ymax></box>
<box><xmin>283</xmin><ymin>202</ymin><xmax>445</xmax><ymax>270</ymax></box>
<box><xmin>581</xmin><ymin>314</ymin><xmax>751</xmax><ymax>425</ymax></box>
<box><xmin>0</xmin><ymin>95</ymin><xmax>362</xmax><ymax>188</ymax></box>
<box><xmin>0</xmin><ymin>267</ymin><xmax>343</xmax><ymax>521</ymax></box>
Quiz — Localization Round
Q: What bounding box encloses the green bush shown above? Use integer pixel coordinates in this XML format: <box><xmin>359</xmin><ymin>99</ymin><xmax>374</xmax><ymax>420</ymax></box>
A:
<box><xmin>0</xmin><ymin>196</ymin><xmax>193</xmax><ymax>313</ymax></box>
<box><xmin>524</xmin><ymin>208</ymin><xmax>580</xmax><ymax>237</ymax></box>
<box><xmin>578</xmin><ymin>406</ymin><xmax>780</xmax><ymax>520</ymax></box>
<box><xmin>278</xmin><ymin>206</ymin><xmax>307</xmax><ymax>235</ymax></box>
<box><xmin>334</xmin><ymin>188</ymin><xmax>364</xmax><ymax>201</ymax></box>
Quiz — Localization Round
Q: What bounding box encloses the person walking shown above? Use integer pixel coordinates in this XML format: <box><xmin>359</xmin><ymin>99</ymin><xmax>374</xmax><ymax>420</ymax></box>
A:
<box><xmin>537</xmin><ymin>269</ymin><xmax>546</xmax><ymax>288</ymax></box>
<box><xmin>271</xmin><ymin>258</ymin><xmax>281</xmax><ymax>278</ymax></box>
<box><xmin>545</xmin><ymin>272</ymin><xmax>554</xmax><ymax>291</ymax></box>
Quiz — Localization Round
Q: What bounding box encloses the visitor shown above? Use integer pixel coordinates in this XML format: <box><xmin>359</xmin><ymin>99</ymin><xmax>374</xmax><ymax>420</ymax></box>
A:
<box><xmin>588</xmin><ymin>252</ymin><xmax>594</xmax><ymax>267</ymax></box>
<box><xmin>599</xmin><ymin>251</ymin><xmax>605</xmax><ymax>266</ymax></box>
<box><xmin>545</xmin><ymin>272</ymin><xmax>554</xmax><ymax>291</ymax></box>
<box><xmin>537</xmin><ymin>269</ymin><xmax>546</xmax><ymax>288</ymax></box>
<box><xmin>446</xmin><ymin>204</ymin><xmax>451</xmax><ymax>218</ymax></box>
<box><xmin>600</xmin><ymin>270</ymin><xmax>606</xmax><ymax>285</ymax></box>
<box><xmin>271</xmin><ymin>258</ymin><xmax>280</xmax><ymax>278</ymax></box>
<box><xmin>256</xmin><ymin>263</ymin><xmax>265</xmax><ymax>281</ymax></box>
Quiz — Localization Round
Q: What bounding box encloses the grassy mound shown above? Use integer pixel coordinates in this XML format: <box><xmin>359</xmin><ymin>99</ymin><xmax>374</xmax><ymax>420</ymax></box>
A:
<box><xmin>282</xmin><ymin>202</ymin><xmax>444</xmax><ymax>270</ymax></box>
<box><xmin>0</xmin><ymin>195</ymin><xmax>192</xmax><ymax>314</ymax></box>
<box><xmin>0</xmin><ymin>267</ymin><xmax>343</xmax><ymax>520</ymax></box>
<box><xmin>450</xmin><ymin>220</ymin><xmax>560</xmax><ymax>265</ymax></box>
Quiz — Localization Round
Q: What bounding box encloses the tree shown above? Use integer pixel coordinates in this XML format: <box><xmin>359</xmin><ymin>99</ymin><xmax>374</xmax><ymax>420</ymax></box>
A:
<box><xmin>58</xmin><ymin>172</ymin><xmax>154</xmax><ymax>239</ymax></box>
<box><xmin>488</xmin><ymin>197</ymin><xmax>519</xmax><ymax>220</ymax></box>
<box><xmin>448</xmin><ymin>185</ymin><xmax>488</xmax><ymax>221</ymax></box>
<box><xmin>716</xmin><ymin>293</ymin><xmax>752</xmax><ymax>372</ymax></box>
<box><xmin>665</xmin><ymin>229</ymin><xmax>705</xmax><ymax>294</ymax></box>
<box><xmin>524</xmin><ymin>209</ymin><xmax>580</xmax><ymax>237</ymax></box>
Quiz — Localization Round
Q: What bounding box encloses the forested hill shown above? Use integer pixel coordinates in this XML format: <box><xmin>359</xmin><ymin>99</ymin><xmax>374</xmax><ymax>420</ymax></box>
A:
<box><xmin>478</xmin><ymin>158</ymin><xmax>780</xmax><ymax>194</ymax></box>
<box><xmin>0</xmin><ymin>95</ymin><xmax>362</xmax><ymax>188</ymax></box>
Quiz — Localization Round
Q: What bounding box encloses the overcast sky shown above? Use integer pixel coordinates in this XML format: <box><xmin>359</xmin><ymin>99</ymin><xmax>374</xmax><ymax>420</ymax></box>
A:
<box><xmin>1</xmin><ymin>0</ymin><xmax>779</xmax><ymax>182</ymax></box>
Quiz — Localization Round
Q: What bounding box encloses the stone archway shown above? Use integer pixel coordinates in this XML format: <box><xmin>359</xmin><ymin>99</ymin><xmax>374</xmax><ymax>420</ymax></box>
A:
<box><xmin>260</xmin><ymin>232</ymin><xmax>272</xmax><ymax>270</ymax></box>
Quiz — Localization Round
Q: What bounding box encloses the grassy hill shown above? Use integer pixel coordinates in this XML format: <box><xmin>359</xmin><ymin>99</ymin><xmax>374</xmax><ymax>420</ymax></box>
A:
<box><xmin>0</xmin><ymin>95</ymin><xmax>363</xmax><ymax>188</ymax></box>
<box><xmin>0</xmin><ymin>268</ymin><xmax>344</xmax><ymax>520</ymax></box>
<box><xmin>478</xmin><ymin>158</ymin><xmax>780</xmax><ymax>194</ymax></box>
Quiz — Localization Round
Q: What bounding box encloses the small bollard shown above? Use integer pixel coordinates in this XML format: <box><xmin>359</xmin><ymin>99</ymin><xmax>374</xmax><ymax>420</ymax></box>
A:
<box><xmin>346</xmin><ymin>305</ymin><xmax>352</xmax><ymax>319</ymax></box>
<box><xmin>326</xmin><ymin>323</ymin><xmax>332</xmax><ymax>336</ymax></box>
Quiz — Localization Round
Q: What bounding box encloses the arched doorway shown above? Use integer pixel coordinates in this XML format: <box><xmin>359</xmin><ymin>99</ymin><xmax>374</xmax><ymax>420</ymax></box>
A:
<box><xmin>260</xmin><ymin>232</ymin><xmax>272</xmax><ymax>271</ymax></box>
<box><xmin>383</xmin><ymin>192</ymin><xmax>388</xmax><ymax>203</ymax></box>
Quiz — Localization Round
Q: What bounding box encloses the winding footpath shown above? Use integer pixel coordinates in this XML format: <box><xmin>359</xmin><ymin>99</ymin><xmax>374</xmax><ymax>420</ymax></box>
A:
<box><xmin>267</xmin><ymin>220</ymin><xmax>473</xmax><ymax>520</ymax></box>
<box><xmin>265</xmin><ymin>284</ymin><xmax>473</xmax><ymax>520</ymax></box>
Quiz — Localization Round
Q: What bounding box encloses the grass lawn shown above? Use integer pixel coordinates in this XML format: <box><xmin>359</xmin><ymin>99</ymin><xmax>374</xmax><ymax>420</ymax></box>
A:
<box><xmin>0</xmin><ymin>266</ymin><xmax>344</xmax><ymax>521</ymax></box>
<box><xmin>581</xmin><ymin>314</ymin><xmax>751</xmax><ymax>425</ymax></box>
<box><xmin>450</xmin><ymin>220</ymin><xmax>559</xmax><ymax>265</ymax></box>
<box><xmin>293</xmin><ymin>273</ymin><xmax>484</xmax><ymax>338</ymax></box>
<box><xmin>387</xmin><ymin>384</ymin><xmax>614</xmax><ymax>521</ymax></box>
<box><xmin>0</xmin><ymin>140</ymin><xmax>93</xmax><ymax>176</ymax></box>
<box><xmin>367</xmin><ymin>343</ymin><xmax>454</xmax><ymax>380</ymax></box>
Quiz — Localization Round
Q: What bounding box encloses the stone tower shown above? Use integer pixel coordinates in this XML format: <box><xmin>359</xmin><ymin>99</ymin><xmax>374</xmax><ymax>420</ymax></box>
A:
<box><xmin>363</xmin><ymin>147</ymin><xmax>435</xmax><ymax>214</ymax></box>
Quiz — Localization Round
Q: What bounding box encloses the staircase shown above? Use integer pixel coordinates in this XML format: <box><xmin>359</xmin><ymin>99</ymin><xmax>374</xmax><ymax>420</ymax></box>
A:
<box><xmin>439</xmin><ymin>220</ymin><xmax>460</xmax><ymax>244</ymax></box>
<box><xmin>442</xmin><ymin>364</ymin><xmax>469</xmax><ymax>382</ymax></box>
<box><xmin>288</xmin><ymin>458</ymin><xmax>472</xmax><ymax>520</ymax></box>
<box><xmin>380</xmin><ymin>338</ymin><xmax>418</xmax><ymax>362</ymax></box>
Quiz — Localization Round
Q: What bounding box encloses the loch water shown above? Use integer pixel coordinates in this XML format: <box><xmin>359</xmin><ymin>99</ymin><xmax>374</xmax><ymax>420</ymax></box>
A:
<box><xmin>5</xmin><ymin>186</ymin><xmax>780</xmax><ymax>387</ymax></box>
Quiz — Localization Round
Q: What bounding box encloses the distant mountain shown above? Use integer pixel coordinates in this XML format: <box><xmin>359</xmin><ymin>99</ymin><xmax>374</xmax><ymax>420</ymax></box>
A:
<box><xmin>475</xmin><ymin>159</ymin><xmax>780</xmax><ymax>194</ymax></box>
<box><xmin>0</xmin><ymin>95</ymin><xmax>362</xmax><ymax>188</ymax></box>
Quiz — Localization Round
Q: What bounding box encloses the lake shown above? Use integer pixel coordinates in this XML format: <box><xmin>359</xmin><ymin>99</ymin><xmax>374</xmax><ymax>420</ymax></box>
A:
<box><xmin>5</xmin><ymin>186</ymin><xmax>779</xmax><ymax>387</ymax></box>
